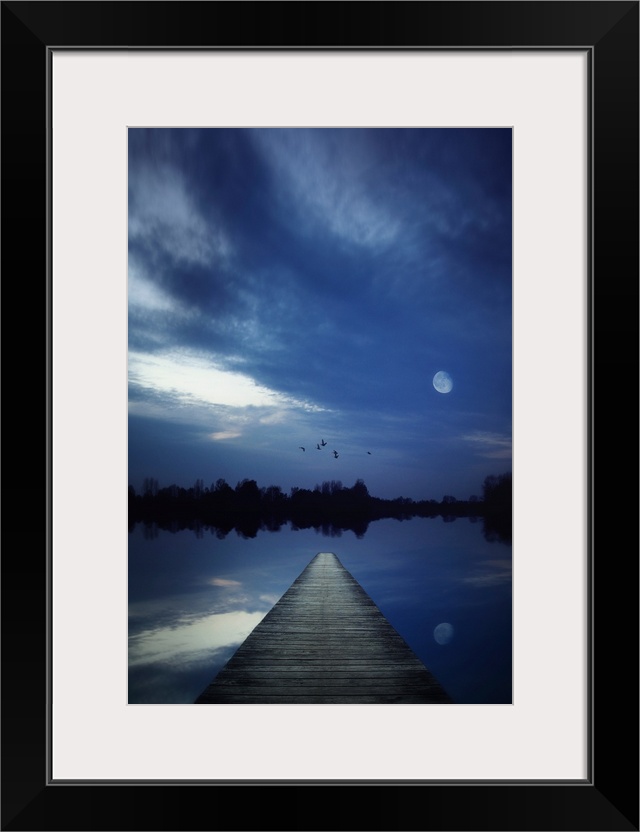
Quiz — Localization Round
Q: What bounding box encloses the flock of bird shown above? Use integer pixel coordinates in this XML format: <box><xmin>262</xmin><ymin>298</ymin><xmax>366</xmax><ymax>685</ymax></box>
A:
<box><xmin>298</xmin><ymin>440</ymin><xmax>371</xmax><ymax>459</ymax></box>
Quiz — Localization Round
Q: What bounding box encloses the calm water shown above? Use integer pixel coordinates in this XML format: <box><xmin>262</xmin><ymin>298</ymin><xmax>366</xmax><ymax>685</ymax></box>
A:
<box><xmin>128</xmin><ymin>517</ymin><xmax>512</xmax><ymax>704</ymax></box>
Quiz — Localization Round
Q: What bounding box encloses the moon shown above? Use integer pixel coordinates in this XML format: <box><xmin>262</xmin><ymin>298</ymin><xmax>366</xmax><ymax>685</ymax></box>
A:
<box><xmin>433</xmin><ymin>370</ymin><xmax>453</xmax><ymax>393</ymax></box>
<box><xmin>433</xmin><ymin>622</ymin><xmax>454</xmax><ymax>645</ymax></box>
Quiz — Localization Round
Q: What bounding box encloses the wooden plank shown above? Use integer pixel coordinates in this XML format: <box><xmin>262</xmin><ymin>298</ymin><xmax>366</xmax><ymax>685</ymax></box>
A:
<box><xmin>195</xmin><ymin>551</ymin><xmax>451</xmax><ymax>704</ymax></box>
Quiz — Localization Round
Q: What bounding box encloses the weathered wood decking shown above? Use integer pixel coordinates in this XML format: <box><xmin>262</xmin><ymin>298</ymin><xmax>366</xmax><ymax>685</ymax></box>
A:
<box><xmin>195</xmin><ymin>552</ymin><xmax>451</xmax><ymax>704</ymax></box>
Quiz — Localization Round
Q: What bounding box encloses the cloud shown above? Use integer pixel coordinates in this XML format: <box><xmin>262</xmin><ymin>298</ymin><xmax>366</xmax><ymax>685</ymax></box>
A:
<box><xmin>252</xmin><ymin>129</ymin><xmax>401</xmax><ymax>250</ymax></box>
<box><xmin>128</xmin><ymin>348</ymin><xmax>328</xmax><ymax>413</ymax></box>
<box><xmin>208</xmin><ymin>577</ymin><xmax>242</xmax><ymax>588</ymax></box>
<box><xmin>128</xmin><ymin>260</ymin><xmax>178</xmax><ymax>313</ymax></box>
<box><xmin>129</xmin><ymin>162</ymin><xmax>230</xmax><ymax>268</ymax></box>
<box><xmin>461</xmin><ymin>431</ymin><xmax>512</xmax><ymax>459</ymax></box>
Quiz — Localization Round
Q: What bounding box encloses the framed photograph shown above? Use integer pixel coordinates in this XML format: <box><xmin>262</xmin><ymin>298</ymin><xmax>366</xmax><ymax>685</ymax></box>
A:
<box><xmin>3</xmin><ymin>2</ymin><xmax>637</xmax><ymax>830</ymax></box>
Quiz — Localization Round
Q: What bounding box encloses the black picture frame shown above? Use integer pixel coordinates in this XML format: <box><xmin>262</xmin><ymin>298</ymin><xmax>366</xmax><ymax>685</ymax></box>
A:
<box><xmin>2</xmin><ymin>2</ymin><xmax>638</xmax><ymax>830</ymax></box>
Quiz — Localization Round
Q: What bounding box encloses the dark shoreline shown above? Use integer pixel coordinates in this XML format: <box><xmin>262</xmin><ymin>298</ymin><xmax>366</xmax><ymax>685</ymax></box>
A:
<box><xmin>128</xmin><ymin>473</ymin><xmax>512</xmax><ymax>543</ymax></box>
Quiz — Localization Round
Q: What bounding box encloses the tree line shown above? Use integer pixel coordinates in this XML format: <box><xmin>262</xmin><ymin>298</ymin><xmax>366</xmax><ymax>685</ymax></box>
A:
<box><xmin>129</xmin><ymin>472</ymin><xmax>512</xmax><ymax>543</ymax></box>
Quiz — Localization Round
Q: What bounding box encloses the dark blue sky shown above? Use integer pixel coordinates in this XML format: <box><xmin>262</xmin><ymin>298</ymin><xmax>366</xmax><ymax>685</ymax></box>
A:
<box><xmin>128</xmin><ymin>128</ymin><xmax>512</xmax><ymax>500</ymax></box>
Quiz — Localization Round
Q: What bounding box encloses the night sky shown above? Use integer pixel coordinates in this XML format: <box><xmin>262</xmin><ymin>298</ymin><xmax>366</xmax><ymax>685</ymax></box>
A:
<box><xmin>128</xmin><ymin>128</ymin><xmax>512</xmax><ymax>501</ymax></box>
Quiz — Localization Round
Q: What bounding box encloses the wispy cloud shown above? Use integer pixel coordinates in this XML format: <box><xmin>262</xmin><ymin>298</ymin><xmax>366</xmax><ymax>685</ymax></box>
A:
<box><xmin>462</xmin><ymin>431</ymin><xmax>512</xmax><ymax>459</ymax></box>
<box><xmin>253</xmin><ymin>129</ymin><xmax>401</xmax><ymax>250</ymax></box>
<box><xmin>128</xmin><ymin>349</ymin><xmax>328</xmax><ymax>413</ymax></box>
<box><xmin>208</xmin><ymin>577</ymin><xmax>242</xmax><ymax>588</ymax></box>
<box><xmin>129</xmin><ymin>162</ymin><xmax>230</xmax><ymax>267</ymax></box>
<box><xmin>128</xmin><ymin>258</ymin><xmax>179</xmax><ymax>313</ymax></box>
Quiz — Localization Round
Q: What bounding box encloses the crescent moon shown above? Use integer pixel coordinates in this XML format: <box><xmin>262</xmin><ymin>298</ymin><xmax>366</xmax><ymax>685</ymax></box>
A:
<box><xmin>433</xmin><ymin>371</ymin><xmax>453</xmax><ymax>394</ymax></box>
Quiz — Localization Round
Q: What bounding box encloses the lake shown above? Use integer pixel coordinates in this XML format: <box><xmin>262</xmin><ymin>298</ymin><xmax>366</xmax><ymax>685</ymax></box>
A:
<box><xmin>128</xmin><ymin>516</ymin><xmax>512</xmax><ymax>705</ymax></box>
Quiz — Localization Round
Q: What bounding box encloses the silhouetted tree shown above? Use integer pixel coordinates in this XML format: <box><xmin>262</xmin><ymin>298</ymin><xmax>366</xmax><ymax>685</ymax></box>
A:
<box><xmin>483</xmin><ymin>472</ymin><xmax>512</xmax><ymax>508</ymax></box>
<box><xmin>264</xmin><ymin>484</ymin><xmax>285</xmax><ymax>504</ymax></box>
<box><xmin>351</xmin><ymin>479</ymin><xmax>369</xmax><ymax>498</ymax></box>
<box><xmin>129</xmin><ymin>471</ymin><xmax>512</xmax><ymax>543</ymax></box>
<box><xmin>235</xmin><ymin>479</ymin><xmax>261</xmax><ymax>506</ymax></box>
<box><xmin>482</xmin><ymin>472</ymin><xmax>512</xmax><ymax>544</ymax></box>
<box><xmin>143</xmin><ymin>477</ymin><xmax>159</xmax><ymax>497</ymax></box>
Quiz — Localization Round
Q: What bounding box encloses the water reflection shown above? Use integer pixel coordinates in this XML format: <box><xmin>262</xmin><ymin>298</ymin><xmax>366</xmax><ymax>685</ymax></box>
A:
<box><xmin>129</xmin><ymin>609</ymin><xmax>267</xmax><ymax>704</ymax></box>
<box><xmin>128</xmin><ymin>518</ymin><xmax>512</xmax><ymax>705</ymax></box>
<box><xmin>129</xmin><ymin>484</ymin><xmax>512</xmax><ymax>546</ymax></box>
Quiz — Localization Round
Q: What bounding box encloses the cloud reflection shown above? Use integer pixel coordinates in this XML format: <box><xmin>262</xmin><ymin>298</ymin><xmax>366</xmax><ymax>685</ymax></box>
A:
<box><xmin>462</xmin><ymin>558</ymin><xmax>512</xmax><ymax>587</ymax></box>
<box><xmin>129</xmin><ymin>609</ymin><xmax>266</xmax><ymax>669</ymax></box>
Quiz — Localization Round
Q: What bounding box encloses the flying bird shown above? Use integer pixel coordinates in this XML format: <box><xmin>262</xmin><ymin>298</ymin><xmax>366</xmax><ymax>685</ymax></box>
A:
<box><xmin>333</xmin><ymin>450</ymin><xmax>339</xmax><ymax>458</ymax></box>
<box><xmin>316</xmin><ymin>444</ymin><xmax>321</xmax><ymax>450</ymax></box>
<box><xmin>320</xmin><ymin>439</ymin><xmax>327</xmax><ymax>447</ymax></box>
<box><xmin>299</xmin><ymin>447</ymin><xmax>305</xmax><ymax>452</ymax></box>
<box><xmin>367</xmin><ymin>451</ymin><xmax>372</xmax><ymax>454</ymax></box>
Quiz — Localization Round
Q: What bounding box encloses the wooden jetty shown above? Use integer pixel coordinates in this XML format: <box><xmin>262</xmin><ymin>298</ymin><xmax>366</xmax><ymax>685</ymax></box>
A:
<box><xmin>195</xmin><ymin>551</ymin><xmax>451</xmax><ymax>704</ymax></box>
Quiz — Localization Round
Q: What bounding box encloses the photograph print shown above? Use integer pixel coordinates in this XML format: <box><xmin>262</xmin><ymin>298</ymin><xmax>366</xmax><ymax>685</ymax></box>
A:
<box><xmin>127</xmin><ymin>127</ymin><xmax>512</xmax><ymax>705</ymax></box>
